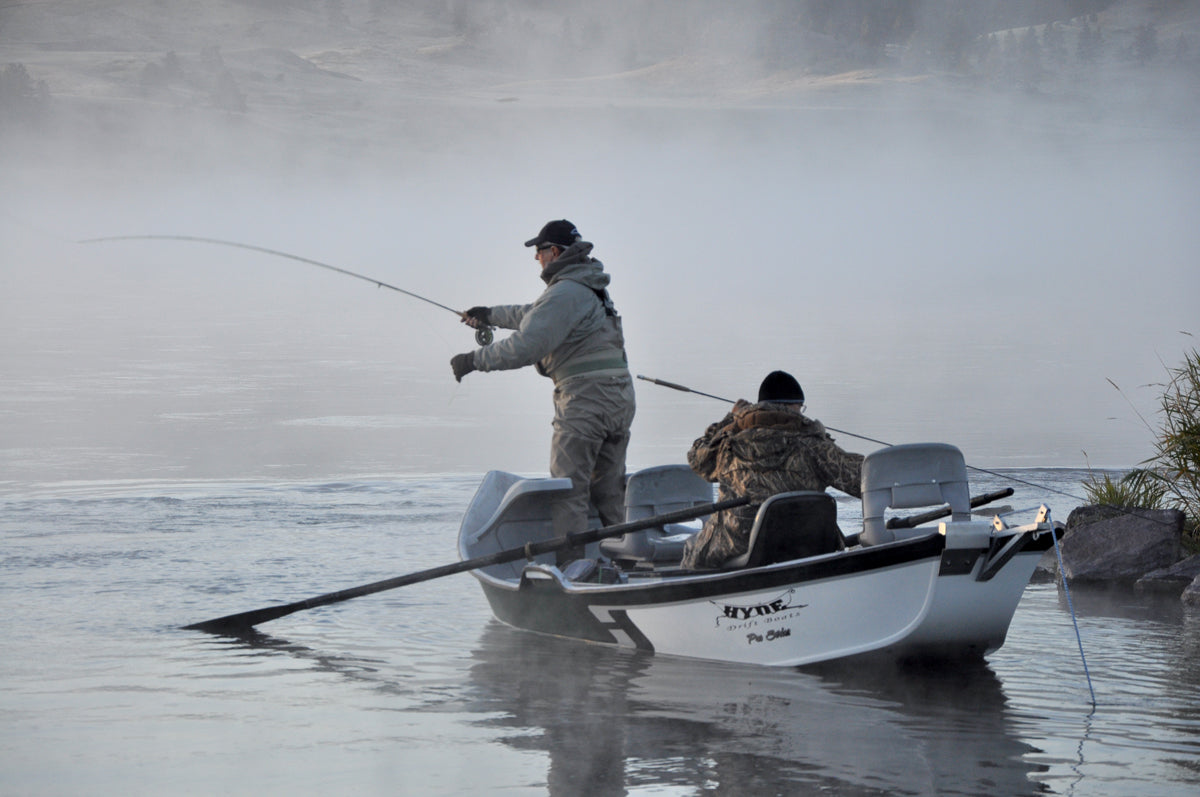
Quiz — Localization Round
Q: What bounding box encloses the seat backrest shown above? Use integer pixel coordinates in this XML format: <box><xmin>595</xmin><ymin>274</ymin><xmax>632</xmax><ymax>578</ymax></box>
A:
<box><xmin>601</xmin><ymin>465</ymin><xmax>714</xmax><ymax>562</ymax></box>
<box><xmin>623</xmin><ymin>464</ymin><xmax>714</xmax><ymax>520</ymax></box>
<box><xmin>860</xmin><ymin>443</ymin><xmax>969</xmax><ymax>546</ymax></box>
<box><xmin>722</xmin><ymin>491</ymin><xmax>842</xmax><ymax>569</ymax></box>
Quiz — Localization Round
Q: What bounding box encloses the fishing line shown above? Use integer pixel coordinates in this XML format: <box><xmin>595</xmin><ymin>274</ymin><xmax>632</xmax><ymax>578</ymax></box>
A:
<box><xmin>640</xmin><ymin>375</ymin><xmax>1071</xmax><ymax>494</ymax></box>
<box><xmin>641</xmin><ymin>373</ymin><xmax>1100</xmax><ymax>709</ymax></box>
<box><xmin>79</xmin><ymin>234</ymin><xmax>495</xmax><ymax>345</ymax></box>
<box><xmin>637</xmin><ymin>374</ymin><xmax>1164</xmax><ymax>520</ymax></box>
<box><xmin>636</xmin><ymin>375</ymin><xmax>893</xmax><ymax>447</ymax></box>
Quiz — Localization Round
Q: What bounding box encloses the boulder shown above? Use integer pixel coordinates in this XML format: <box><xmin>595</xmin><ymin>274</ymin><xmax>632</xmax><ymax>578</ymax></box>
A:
<box><xmin>1066</xmin><ymin>504</ymin><xmax>1128</xmax><ymax>527</ymax></box>
<box><xmin>1053</xmin><ymin>506</ymin><xmax>1184</xmax><ymax>584</ymax></box>
<box><xmin>1137</xmin><ymin>553</ymin><xmax>1200</xmax><ymax>595</ymax></box>
<box><xmin>1031</xmin><ymin>550</ymin><xmax>1059</xmax><ymax>583</ymax></box>
<box><xmin>1183</xmin><ymin>576</ymin><xmax>1200</xmax><ymax>607</ymax></box>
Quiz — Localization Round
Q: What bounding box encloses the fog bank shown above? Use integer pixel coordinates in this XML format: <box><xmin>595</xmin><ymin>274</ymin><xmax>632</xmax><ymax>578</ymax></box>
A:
<box><xmin>2</xmin><ymin>1</ymin><xmax>1198</xmax><ymax>483</ymax></box>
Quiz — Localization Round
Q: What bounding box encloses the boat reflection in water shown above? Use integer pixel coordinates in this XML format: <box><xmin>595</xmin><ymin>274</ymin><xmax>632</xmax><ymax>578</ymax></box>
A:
<box><xmin>463</xmin><ymin>621</ymin><xmax>1047</xmax><ymax>795</ymax></box>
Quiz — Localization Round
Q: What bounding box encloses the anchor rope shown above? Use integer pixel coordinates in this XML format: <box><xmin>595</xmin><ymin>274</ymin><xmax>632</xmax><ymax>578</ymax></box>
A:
<box><xmin>1050</xmin><ymin>522</ymin><xmax>1098</xmax><ymax>709</ymax></box>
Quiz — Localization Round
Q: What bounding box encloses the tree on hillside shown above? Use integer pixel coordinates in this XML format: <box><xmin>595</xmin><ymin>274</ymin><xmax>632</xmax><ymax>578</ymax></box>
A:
<box><xmin>1076</xmin><ymin>21</ymin><xmax>1103</xmax><ymax>64</ymax></box>
<box><xmin>0</xmin><ymin>62</ymin><xmax>49</xmax><ymax>123</ymax></box>
<box><xmin>211</xmin><ymin>69</ymin><xmax>246</xmax><ymax>113</ymax></box>
<box><xmin>1042</xmin><ymin>21</ymin><xmax>1068</xmax><ymax>66</ymax></box>
<box><xmin>795</xmin><ymin>0</ymin><xmax>918</xmax><ymax>62</ymax></box>
<box><xmin>1012</xmin><ymin>26</ymin><xmax>1043</xmax><ymax>87</ymax></box>
<box><xmin>1133</xmin><ymin>24</ymin><xmax>1159</xmax><ymax>65</ymax></box>
<box><xmin>1172</xmin><ymin>33</ymin><xmax>1192</xmax><ymax>65</ymax></box>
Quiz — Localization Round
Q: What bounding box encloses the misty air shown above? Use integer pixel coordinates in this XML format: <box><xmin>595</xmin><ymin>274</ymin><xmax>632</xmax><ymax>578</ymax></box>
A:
<box><xmin>2</xmin><ymin>2</ymin><xmax>1199</xmax><ymax>795</ymax></box>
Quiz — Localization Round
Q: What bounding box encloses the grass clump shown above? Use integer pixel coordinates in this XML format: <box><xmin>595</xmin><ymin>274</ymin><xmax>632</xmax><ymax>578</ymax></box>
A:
<box><xmin>1081</xmin><ymin>467</ymin><xmax>1168</xmax><ymax>508</ymax></box>
<box><xmin>1085</xmin><ymin>344</ymin><xmax>1200</xmax><ymax>552</ymax></box>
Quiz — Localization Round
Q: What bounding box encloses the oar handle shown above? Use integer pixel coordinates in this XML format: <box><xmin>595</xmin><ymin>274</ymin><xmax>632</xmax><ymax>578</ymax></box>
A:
<box><xmin>885</xmin><ymin>487</ymin><xmax>1015</xmax><ymax>529</ymax></box>
<box><xmin>547</xmin><ymin>496</ymin><xmax>746</xmax><ymax>553</ymax></box>
<box><xmin>183</xmin><ymin>495</ymin><xmax>747</xmax><ymax>635</ymax></box>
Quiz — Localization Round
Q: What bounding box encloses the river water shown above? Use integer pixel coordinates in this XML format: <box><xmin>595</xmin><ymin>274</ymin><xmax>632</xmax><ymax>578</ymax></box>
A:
<box><xmin>2</xmin><ymin>469</ymin><xmax>1198</xmax><ymax>796</ymax></box>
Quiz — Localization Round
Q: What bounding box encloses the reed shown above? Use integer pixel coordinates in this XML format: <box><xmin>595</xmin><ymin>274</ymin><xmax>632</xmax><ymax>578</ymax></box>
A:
<box><xmin>1081</xmin><ymin>467</ymin><xmax>1168</xmax><ymax>508</ymax></box>
<box><xmin>1150</xmin><ymin>346</ymin><xmax>1200</xmax><ymax>546</ymax></box>
<box><xmin>1087</xmin><ymin>343</ymin><xmax>1200</xmax><ymax>550</ymax></box>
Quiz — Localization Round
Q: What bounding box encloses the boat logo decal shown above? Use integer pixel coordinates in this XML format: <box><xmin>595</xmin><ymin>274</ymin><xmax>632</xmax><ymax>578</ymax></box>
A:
<box><xmin>710</xmin><ymin>588</ymin><xmax>806</xmax><ymax>630</ymax></box>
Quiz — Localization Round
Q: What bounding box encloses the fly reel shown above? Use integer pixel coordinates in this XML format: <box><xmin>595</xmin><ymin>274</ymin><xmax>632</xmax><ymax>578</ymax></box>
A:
<box><xmin>475</xmin><ymin>326</ymin><xmax>494</xmax><ymax>346</ymax></box>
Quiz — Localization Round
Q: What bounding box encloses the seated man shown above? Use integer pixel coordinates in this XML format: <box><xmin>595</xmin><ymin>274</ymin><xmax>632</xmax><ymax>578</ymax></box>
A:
<box><xmin>681</xmin><ymin>371</ymin><xmax>864</xmax><ymax>570</ymax></box>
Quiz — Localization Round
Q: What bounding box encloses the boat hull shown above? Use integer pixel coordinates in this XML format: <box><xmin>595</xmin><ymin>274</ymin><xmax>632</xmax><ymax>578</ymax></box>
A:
<box><xmin>461</xmin><ymin>468</ymin><xmax>1058</xmax><ymax>667</ymax></box>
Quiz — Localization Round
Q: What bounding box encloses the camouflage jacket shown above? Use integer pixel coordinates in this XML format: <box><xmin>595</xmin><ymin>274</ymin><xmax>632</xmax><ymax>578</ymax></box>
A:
<box><xmin>681</xmin><ymin>401</ymin><xmax>863</xmax><ymax>570</ymax></box>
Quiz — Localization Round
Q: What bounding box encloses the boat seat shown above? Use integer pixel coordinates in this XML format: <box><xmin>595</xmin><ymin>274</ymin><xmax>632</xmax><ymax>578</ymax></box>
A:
<box><xmin>722</xmin><ymin>491</ymin><xmax>843</xmax><ymax>569</ymax></box>
<box><xmin>860</xmin><ymin>443</ymin><xmax>970</xmax><ymax>546</ymax></box>
<box><xmin>599</xmin><ymin>464</ymin><xmax>713</xmax><ymax>564</ymax></box>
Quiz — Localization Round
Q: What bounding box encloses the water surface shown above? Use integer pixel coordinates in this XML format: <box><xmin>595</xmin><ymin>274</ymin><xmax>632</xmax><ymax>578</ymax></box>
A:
<box><xmin>2</xmin><ymin>472</ymin><xmax>1198</xmax><ymax>795</ymax></box>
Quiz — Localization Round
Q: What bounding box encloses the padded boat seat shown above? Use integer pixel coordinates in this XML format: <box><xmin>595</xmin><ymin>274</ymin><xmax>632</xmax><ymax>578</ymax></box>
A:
<box><xmin>722</xmin><ymin>491</ymin><xmax>843</xmax><ymax>569</ymax></box>
<box><xmin>599</xmin><ymin>464</ymin><xmax>713</xmax><ymax>564</ymax></box>
<box><xmin>860</xmin><ymin>443</ymin><xmax>970</xmax><ymax>546</ymax></box>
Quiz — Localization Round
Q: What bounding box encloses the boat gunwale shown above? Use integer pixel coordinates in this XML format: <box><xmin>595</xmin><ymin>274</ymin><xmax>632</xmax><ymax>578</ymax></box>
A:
<box><xmin>466</xmin><ymin>529</ymin><xmax>960</xmax><ymax>605</ymax></box>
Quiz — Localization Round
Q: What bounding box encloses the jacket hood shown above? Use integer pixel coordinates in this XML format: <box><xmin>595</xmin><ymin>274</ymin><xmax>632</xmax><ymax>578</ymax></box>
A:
<box><xmin>734</xmin><ymin>401</ymin><xmax>826</xmax><ymax>437</ymax></box>
<box><xmin>540</xmin><ymin>241</ymin><xmax>610</xmax><ymax>290</ymax></box>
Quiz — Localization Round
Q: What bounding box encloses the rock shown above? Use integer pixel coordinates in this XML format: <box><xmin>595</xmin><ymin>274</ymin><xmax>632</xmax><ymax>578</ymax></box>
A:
<box><xmin>1137</xmin><ymin>553</ymin><xmax>1200</xmax><ymax>595</ymax></box>
<box><xmin>1031</xmin><ymin>549</ymin><xmax>1058</xmax><ymax>583</ymax></box>
<box><xmin>1056</xmin><ymin>506</ymin><xmax>1184</xmax><ymax>584</ymax></box>
<box><xmin>1065</xmin><ymin>504</ymin><xmax>1130</xmax><ymax>527</ymax></box>
<box><xmin>1183</xmin><ymin>575</ymin><xmax>1200</xmax><ymax>607</ymax></box>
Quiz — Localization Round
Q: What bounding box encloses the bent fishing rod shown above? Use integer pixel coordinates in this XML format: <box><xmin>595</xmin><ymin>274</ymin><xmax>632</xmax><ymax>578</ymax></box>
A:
<box><xmin>79</xmin><ymin>234</ymin><xmax>495</xmax><ymax>345</ymax></box>
<box><xmin>636</xmin><ymin>374</ymin><xmax>1089</xmax><ymax>506</ymax></box>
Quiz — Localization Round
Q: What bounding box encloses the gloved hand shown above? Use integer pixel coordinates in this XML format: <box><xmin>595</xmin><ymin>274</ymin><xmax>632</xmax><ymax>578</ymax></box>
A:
<box><xmin>460</xmin><ymin>306</ymin><xmax>490</xmax><ymax>328</ymax></box>
<box><xmin>450</xmin><ymin>353</ymin><xmax>476</xmax><ymax>383</ymax></box>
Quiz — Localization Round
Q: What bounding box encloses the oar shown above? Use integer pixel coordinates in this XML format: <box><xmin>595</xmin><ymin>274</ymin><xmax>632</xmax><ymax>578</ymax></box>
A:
<box><xmin>183</xmin><ymin>496</ymin><xmax>749</xmax><ymax>635</ymax></box>
<box><xmin>885</xmin><ymin>487</ymin><xmax>1015</xmax><ymax>529</ymax></box>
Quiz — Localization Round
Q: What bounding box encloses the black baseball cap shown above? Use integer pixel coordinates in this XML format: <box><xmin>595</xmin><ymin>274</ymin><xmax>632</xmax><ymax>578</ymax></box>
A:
<box><xmin>524</xmin><ymin>219</ymin><xmax>580</xmax><ymax>248</ymax></box>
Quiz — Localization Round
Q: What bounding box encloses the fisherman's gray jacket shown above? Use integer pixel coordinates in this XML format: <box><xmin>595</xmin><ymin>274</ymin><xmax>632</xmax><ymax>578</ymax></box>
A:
<box><xmin>472</xmin><ymin>241</ymin><xmax>628</xmax><ymax>383</ymax></box>
<box><xmin>682</xmin><ymin>401</ymin><xmax>864</xmax><ymax>570</ymax></box>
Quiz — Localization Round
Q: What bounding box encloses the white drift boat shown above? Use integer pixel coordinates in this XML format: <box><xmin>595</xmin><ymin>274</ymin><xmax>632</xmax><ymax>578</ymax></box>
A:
<box><xmin>458</xmin><ymin>443</ymin><xmax>1062</xmax><ymax>667</ymax></box>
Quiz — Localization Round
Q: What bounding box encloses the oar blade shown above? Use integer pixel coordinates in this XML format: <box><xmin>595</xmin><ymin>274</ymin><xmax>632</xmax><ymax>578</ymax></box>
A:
<box><xmin>182</xmin><ymin>603</ymin><xmax>300</xmax><ymax>635</ymax></box>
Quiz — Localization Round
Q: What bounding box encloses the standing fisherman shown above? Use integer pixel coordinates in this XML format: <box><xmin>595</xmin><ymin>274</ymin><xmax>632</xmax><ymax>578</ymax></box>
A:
<box><xmin>451</xmin><ymin>220</ymin><xmax>636</xmax><ymax>560</ymax></box>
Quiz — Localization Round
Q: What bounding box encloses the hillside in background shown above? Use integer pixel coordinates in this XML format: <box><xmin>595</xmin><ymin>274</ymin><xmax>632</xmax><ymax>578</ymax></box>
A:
<box><xmin>2</xmin><ymin>0</ymin><xmax>1197</xmax><ymax>167</ymax></box>
<box><xmin>1</xmin><ymin>1</ymin><xmax>1197</xmax><ymax>477</ymax></box>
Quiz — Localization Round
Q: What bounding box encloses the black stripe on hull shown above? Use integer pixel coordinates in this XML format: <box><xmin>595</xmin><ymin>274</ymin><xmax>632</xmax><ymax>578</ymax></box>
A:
<box><xmin>480</xmin><ymin>533</ymin><xmax>950</xmax><ymax>644</ymax></box>
<box><xmin>602</xmin><ymin>609</ymin><xmax>655</xmax><ymax>652</ymax></box>
<box><xmin>476</xmin><ymin>529</ymin><xmax>1057</xmax><ymax>646</ymax></box>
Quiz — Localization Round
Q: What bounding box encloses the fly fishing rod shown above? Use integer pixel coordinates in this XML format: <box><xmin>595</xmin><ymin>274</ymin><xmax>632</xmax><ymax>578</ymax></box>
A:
<box><xmin>79</xmin><ymin>235</ymin><xmax>494</xmax><ymax>345</ymax></box>
<box><xmin>637</xmin><ymin>374</ymin><xmax>1087</xmax><ymax>503</ymax></box>
<box><xmin>636</xmin><ymin>375</ymin><xmax>893</xmax><ymax>447</ymax></box>
<box><xmin>639</xmin><ymin>374</ymin><xmax>1028</xmax><ymax>510</ymax></box>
